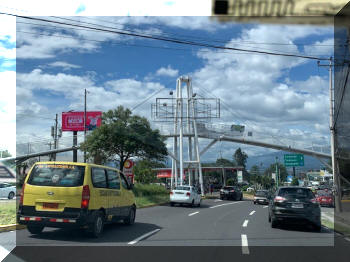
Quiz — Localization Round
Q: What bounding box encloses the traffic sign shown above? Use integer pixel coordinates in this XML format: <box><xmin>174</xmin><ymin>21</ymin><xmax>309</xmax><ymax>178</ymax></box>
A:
<box><xmin>284</xmin><ymin>154</ymin><xmax>304</xmax><ymax>167</ymax></box>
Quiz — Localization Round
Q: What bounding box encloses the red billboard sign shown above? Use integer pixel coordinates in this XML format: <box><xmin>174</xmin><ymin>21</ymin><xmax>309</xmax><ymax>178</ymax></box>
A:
<box><xmin>62</xmin><ymin>111</ymin><xmax>102</xmax><ymax>131</ymax></box>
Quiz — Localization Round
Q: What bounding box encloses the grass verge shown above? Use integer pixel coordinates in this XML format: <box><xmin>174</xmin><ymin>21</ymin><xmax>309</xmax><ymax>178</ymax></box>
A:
<box><xmin>135</xmin><ymin>194</ymin><xmax>169</xmax><ymax>208</ymax></box>
<box><xmin>0</xmin><ymin>201</ymin><xmax>16</xmax><ymax>225</ymax></box>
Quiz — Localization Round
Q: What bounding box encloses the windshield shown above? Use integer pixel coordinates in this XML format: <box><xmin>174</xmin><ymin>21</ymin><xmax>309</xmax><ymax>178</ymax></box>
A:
<box><xmin>27</xmin><ymin>164</ymin><xmax>85</xmax><ymax>187</ymax></box>
<box><xmin>175</xmin><ymin>186</ymin><xmax>190</xmax><ymax>191</ymax></box>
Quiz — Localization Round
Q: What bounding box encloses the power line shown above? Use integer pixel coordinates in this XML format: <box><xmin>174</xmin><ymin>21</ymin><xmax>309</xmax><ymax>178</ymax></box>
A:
<box><xmin>3</xmin><ymin>13</ymin><xmax>331</xmax><ymax>61</ymax></box>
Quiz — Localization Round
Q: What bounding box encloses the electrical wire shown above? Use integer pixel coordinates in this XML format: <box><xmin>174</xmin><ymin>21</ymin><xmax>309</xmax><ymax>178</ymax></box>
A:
<box><xmin>3</xmin><ymin>13</ymin><xmax>332</xmax><ymax>61</ymax></box>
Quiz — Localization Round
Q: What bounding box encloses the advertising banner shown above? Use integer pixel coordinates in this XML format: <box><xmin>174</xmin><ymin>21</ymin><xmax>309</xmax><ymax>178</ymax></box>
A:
<box><xmin>62</xmin><ymin>111</ymin><xmax>102</xmax><ymax>131</ymax></box>
<box><xmin>123</xmin><ymin>160</ymin><xmax>134</xmax><ymax>184</ymax></box>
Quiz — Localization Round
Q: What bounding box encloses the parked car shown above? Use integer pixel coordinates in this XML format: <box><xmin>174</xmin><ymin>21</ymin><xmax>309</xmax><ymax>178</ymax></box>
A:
<box><xmin>253</xmin><ymin>190</ymin><xmax>269</xmax><ymax>205</ymax></box>
<box><xmin>18</xmin><ymin>161</ymin><xmax>136</xmax><ymax>237</ymax></box>
<box><xmin>170</xmin><ymin>186</ymin><xmax>201</xmax><ymax>207</ymax></box>
<box><xmin>268</xmin><ymin>186</ymin><xmax>321</xmax><ymax>231</ymax></box>
<box><xmin>0</xmin><ymin>182</ymin><xmax>16</xmax><ymax>199</ymax></box>
<box><xmin>220</xmin><ymin>186</ymin><xmax>243</xmax><ymax>201</ymax></box>
<box><xmin>0</xmin><ymin>163</ymin><xmax>16</xmax><ymax>183</ymax></box>
<box><xmin>315</xmin><ymin>190</ymin><xmax>334</xmax><ymax>207</ymax></box>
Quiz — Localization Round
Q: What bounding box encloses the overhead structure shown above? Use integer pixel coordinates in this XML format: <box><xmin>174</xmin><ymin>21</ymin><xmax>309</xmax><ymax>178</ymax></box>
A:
<box><xmin>152</xmin><ymin>76</ymin><xmax>220</xmax><ymax>196</ymax></box>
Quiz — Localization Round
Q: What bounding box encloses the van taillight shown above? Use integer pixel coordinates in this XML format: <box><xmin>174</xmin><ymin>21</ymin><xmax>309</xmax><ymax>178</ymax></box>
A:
<box><xmin>170</xmin><ymin>191</ymin><xmax>173</xmax><ymax>195</ymax></box>
<box><xmin>186</xmin><ymin>192</ymin><xmax>191</xmax><ymax>197</ymax></box>
<box><xmin>19</xmin><ymin>183</ymin><xmax>25</xmax><ymax>205</ymax></box>
<box><xmin>81</xmin><ymin>185</ymin><xmax>90</xmax><ymax>209</ymax></box>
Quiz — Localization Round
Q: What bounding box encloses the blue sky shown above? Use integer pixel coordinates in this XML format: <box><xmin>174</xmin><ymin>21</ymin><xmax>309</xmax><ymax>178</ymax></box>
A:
<box><xmin>0</xmin><ymin>9</ymin><xmax>335</xmax><ymax>162</ymax></box>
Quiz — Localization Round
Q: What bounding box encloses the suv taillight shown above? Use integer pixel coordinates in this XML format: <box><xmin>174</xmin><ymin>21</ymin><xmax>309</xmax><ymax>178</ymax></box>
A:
<box><xmin>186</xmin><ymin>192</ymin><xmax>191</xmax><ymax>196</ymax></box>
<box><xmin>81</xmin><ymin>185</ymin><xmax>90</xmax><ymax>209</ymax></box>
<box><xmin>274</xmin><ymin>196</ymin><xmax>286</xmax><ymax>203</ymax></box>
<box><xmin>19</xmin><ymin>183</ymin><xmax>25</xmax><ymax>205</ymax></box>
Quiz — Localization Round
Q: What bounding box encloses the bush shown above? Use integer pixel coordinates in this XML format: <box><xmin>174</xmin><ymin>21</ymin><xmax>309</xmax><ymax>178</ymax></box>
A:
<box><xmin>132</xmin><ymin>183</ymin><xmax>169</xmax><ymax>197</ymax></box>
<box><xmin>226</xmin><ymin>178</ymin><xmax>235</xmax><ymax>186</ymax></box>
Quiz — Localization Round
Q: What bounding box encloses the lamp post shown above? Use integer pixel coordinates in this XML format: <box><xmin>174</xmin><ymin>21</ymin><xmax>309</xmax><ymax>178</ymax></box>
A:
<box><xmin>84</xmin><ymin>89</ymin><xmax>87</xmax><ymax>163</ymax></box>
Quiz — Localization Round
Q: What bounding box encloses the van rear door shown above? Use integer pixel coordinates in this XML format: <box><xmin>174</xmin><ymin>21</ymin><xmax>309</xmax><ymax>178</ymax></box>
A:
<box><xmin>24</xmin><ymin>163</ymin><xmax>85</xmax><ymax>211</ymax></box>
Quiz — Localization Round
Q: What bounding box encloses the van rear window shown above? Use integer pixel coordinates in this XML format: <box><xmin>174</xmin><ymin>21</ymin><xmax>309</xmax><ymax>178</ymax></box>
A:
<box><xmin>27</xmin><ymin>164</ymin><xmax>85</xmax><ymax>187</ymax></box>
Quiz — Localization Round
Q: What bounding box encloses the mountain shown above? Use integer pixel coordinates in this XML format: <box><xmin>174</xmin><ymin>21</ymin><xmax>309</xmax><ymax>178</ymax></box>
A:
<box><xmin>246</xmin><ymin>150</ymin><xmax>328</xmax><ymax>173</ymax></box>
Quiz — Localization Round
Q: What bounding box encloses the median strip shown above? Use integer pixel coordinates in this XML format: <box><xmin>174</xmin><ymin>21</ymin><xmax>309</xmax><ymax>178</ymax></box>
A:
<box><xmin>242</xmin><ymin>220</ymin><xmax>249</xmax><ymax>227</ymax></box>
<box><xmin>128</xmin><ymin>228</ymin><xmax>161</xmax><ymax>245</ymax></box>
<box><xmin>241</xmin><ymin>234</ymin><xmax>249</xmax><ymax>255</ymax></box>
<box><xmin>249</xmin><ymin>211</ymin><xmax>256</xmax><ymax>215</ymax></box>
<box><xmin>189</xmin><ymin>211</ymin><xmax>199</xmax><ymax>216</ymax></box>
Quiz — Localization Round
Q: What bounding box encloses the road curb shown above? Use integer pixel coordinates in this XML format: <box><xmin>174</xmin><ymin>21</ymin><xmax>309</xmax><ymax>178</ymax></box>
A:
<box><xmin>0</xmin><ymin>224</ymin><xmax>26</xmax><ymax>233</ymax></box>
<box><xmin>137</xmin><ymin>201</ymin><xmax>170</xmax><ymax>209</ymax></box>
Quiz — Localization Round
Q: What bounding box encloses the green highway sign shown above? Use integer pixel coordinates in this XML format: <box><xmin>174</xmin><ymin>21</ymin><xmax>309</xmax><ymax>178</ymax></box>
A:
<box><xmin>284</xmin><ymin>154</ymin><xmax>304</xmax><ymax>167</ymax></box>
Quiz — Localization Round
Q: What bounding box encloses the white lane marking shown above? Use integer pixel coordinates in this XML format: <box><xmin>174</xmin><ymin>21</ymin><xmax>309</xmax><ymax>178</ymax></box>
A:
<box><xmin>189</xmin><ymin>211</ymin><xmax>199</xmax><ymax>216</ymax></box>
<box><xmin>242</xmin><ymin>220</ymin><xmax>249</xmax><ymax>227</ymax></box>
<box><xmin>128</xmin><ymin>229</ymin><xmax>161</xmax><ymax>245</ymax></box>
<box><xmin>209</xmin><ymin>202</ymin><xmax>240</xmax><ymax>209</ymax></box>
<box><xmin>345</xmin><ymin>237</ymin><xmax>350</xmax><ymax>242</ymax></box>
<box><xmin>0</xmin><ymin>246</ymin><xmax>10</xmax><ymax>262</ymax></box>
<box><xmin>241</xmin><ymin>234</ymin><xmax>249</xmax><ymax>255</ymax></box>
<box><xmin>263</xmin><ymin>206</ymin><xmax>268</xmax><ymax>208</ymax></box>
<box><xmin>249</xmin><ymin>211</ymin><xmax>256</xmax><ymax>215</ymax></box>
<box><xmin>214</xmin><ymin>199</ymin><xmax>223</xmax><ymax>202</ymax></box>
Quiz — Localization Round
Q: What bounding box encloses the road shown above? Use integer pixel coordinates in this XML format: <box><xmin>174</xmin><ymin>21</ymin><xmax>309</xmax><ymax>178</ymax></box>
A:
<box><xmin>1</xmin><ymin>198</ymin><xmax>350</xmax><ymax>262</ymax></box>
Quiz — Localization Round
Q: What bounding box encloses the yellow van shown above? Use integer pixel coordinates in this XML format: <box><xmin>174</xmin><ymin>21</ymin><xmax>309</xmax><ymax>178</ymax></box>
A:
<box><xmin>17</xmin><ymin>161</ymin><xmax>136</xmax><ymax>237</ymax></box>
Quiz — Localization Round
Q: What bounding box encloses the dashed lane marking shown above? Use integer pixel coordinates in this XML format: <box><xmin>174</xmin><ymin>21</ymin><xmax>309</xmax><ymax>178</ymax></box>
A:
<box><xmin>214</xmin><ymin>199</ymin><xmax>223</xmax><ymax>202</ymax></box>
<box><xmin>242</xmin><ymin>220</ymin><xmax>249</xmax><ymax>227</ymax></box>
<box><xmin>249</xmin><ymin>211</ymin><xmax>256</xmax><ymax>215</ymax></box>
<box><xmin>128</xmin><ymin>229</ymin><xmax>161</xmax><ymax>245</ymax></box>
<box><xmin>209</xmin><ymin>202</ymin><xmax>240</xmax><ymax>209</ymax></box>
<box><xmin>241</xmin><ymin>234</ymin><xmax>250</xmax><ymax>255</ymax></box>
<box><xmin>263</xmin><ymin>206</ymin><xmax>268</xmax><ymax>208</ymax></box>
<box><xmin>189</xmin><ymin>211</ymin><xmax>199</xmax><ymax>216</ymax></box>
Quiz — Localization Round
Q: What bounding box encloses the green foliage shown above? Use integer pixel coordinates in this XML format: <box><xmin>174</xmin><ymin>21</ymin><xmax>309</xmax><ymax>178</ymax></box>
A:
<box><xmin>132</xmin><ymin>183</ymin><xmax>169</xmax><ymax>197</ymax></box>
<box><xmin>264</xmin><ymin>162</ymin><xmax>288</xmax><ymax>183</ymax></box>
<box><xmin>233</xmin><ymin>148</ymin><xmax>248</xmax><ymax>169</ymax></box>
<box><xmin>291</xmin><ymin>177</ymin><xmax>299</xmax><ymax>186</ymax></box>
<box><xmin>80</xmin><ymin>106</ymin><xmax>167</xmax><ymax>170</ymax></box>
<box><xmin>226</xmin><ymin>178</ymin><xmax>235</xmax><ymax>186</ymax></box>
<box><xmin>133</xmin><ymin>159</ymin><xmax>165</xmax><ymax>184</ymax></box>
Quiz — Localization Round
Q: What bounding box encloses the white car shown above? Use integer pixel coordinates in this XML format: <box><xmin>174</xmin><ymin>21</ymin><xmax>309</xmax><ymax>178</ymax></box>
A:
<box><xmin>170</xmin><ymin>186</ymin><xmax>201</xmax><ymax>207</ymax></box>
<box><xmin>0</xmin><ymin>183</ymin><xmax>16</xmax><ymax>199</ymax></box>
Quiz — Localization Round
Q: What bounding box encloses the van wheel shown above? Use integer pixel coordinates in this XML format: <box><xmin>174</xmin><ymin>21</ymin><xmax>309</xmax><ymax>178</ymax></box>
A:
<box><xmin>8</xmin><ymin>192</ymin><xmax>15</xmax><ymax>199</ymax></box>
<box><xmin>87</xmin><ymin>211</ymin><xmax>104</xmax><ymax>238</ymax></box>
<box><xmin>27</xmin><ymin>224</ymin><xmax>44</xmax><ymax>234</ymax></box>
<box><xmin>124</xmin><ymin>207</ymin><xmax>136</xmax><ymax>225</ymax></box>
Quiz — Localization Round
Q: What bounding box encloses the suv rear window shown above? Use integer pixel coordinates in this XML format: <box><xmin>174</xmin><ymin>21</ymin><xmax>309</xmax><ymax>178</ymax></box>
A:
<box><xmin>255</xmin><ymin>191</ymin><xmax>268</xmax><ymax>197</ymax></box>
<box><xmin>27</xmin><ymin>164</ymin><xmax>85</xmax><ymax>187</ymax></box>
<box><xmin>279</xmin><ymin>188</ymin><xmax>313</xmax><ymax>199</ymax></box>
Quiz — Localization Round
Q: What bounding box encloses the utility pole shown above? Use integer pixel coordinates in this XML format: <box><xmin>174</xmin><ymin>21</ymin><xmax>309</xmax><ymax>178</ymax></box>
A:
<box><xmin>84</xmin><ymin>89</ymin><xmax>87</xmax><ymax>163</ymax></box>
<box><xmin>318</xmin><ymin>57</ymin><xmax>342</xmax><ymax>212</ymax></box>
<box><xmin>275</xmin><ymin>157</ymin><xmax>279</xmax><ymax>188</ymax></box>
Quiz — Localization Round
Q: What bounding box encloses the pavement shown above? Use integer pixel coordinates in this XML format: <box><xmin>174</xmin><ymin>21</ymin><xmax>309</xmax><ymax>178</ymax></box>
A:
<box><xmin>1</xmin><ymin>198</ymin><xmax>350</xmax><ymax>262</ymax></box>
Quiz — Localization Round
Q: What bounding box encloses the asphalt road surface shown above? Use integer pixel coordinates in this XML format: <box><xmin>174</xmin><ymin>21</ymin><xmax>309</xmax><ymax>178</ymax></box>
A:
<box><xmin>2</xmin><ymin>198</ymin><xmax>350</xmax><ymax>262</ymax></box>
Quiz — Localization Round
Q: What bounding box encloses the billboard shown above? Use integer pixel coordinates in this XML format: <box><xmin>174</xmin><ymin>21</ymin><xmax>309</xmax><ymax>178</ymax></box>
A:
<box><xmin>62</xmin><ymin>111</ymin><xmax>102</xmax><ymax>131</ymax></box>
<box><xmin>123</xmin><ymin>159</ymin><xmax>134</xmax><ymax>184</ymax></box>
<box><xmin>237</xmin><ymin>170</ymin><xmax>243</xmax><ymax>183</ymax></box>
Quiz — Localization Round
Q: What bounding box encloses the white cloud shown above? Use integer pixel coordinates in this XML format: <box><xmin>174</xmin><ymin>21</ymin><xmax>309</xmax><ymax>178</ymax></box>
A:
<box><xmin>304</xmin><ymin>38</ymin><xmax>334</xmax><ymax>57</ymax></box>
<box><xmin>156</xmin><ymin>65</ymin><xmax>179</xmax><ymax>77</ymax></box>
<box><xmin>47</xmin><ymin>61</ymin><xmax>81</xmax><ymax>70</ymax></box>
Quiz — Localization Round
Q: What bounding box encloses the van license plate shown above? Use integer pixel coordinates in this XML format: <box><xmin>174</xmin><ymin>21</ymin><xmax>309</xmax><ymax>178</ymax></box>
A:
<box><xmin>43</xmin><ymin>203</ymin><xmax>58</xmax><ymax>209</ymax></box>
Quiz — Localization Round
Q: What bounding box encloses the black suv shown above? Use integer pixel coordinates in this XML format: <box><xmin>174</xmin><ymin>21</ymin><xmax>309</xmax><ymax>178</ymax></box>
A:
<box><xmin>268</xmin><ymin>187</ymin><xmax>321</xmax><ymax>231</ymax></box>
<box><xmin>220</xmin><ymin>186</ymin><xmax>243</xmax><ymax>201</ymax></box>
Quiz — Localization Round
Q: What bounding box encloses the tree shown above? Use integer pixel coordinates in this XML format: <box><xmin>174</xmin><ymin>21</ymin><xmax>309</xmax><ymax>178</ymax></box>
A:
<box><xmin>263</xmin><ymin>163</ymin><xmax>288</xmax><ymax>183</ymax></box>
<box><xmin>291</xmin><ymin>177</ymin><xmax>299</xmax><ymax>186</ymax></box>
<box><xmin>216</xmin><ymin>158</ymin><xmax>234</xmax><ymax>166</ymax></box>
<box><xmin>133</xmin><ymin>159</ymin><xmax>165</xmax><ymax>184</ymax></box>
<box><xmin>80</xmin><ymin>106</ymin><xmax>168</xmax><ymax>171</ymax></box>
<box><xmin>233</xmin><ymin>148</ymin><xmax>248</xmax><ymax>169</ymax></box>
